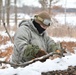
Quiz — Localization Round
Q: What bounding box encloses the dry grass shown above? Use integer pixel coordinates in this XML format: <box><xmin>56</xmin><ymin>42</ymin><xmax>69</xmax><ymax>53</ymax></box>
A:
<box><xmin>61</xmin><ymin>41</ymin><xmax>76</xmax><ymax>53</ymax></box>
<box><xmin>47</xmin><ymin>24</ymin><xmax>76</xmax><ymax>38</ymax></box>
<box><xmin>0</xmin><ymin>35</ymin><xmax>13</xmax><ymax>62</ymax></box>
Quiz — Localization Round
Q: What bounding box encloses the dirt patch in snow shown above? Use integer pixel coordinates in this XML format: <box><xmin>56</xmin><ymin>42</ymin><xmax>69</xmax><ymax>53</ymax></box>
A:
<box><xmin>41</xmin><ymin>66</ymin><xmax>76</xmax><ymax>75</ymax></box>
<box><xmin>61</xmin><ymin>41</ymin><xmax>76</xmax><ymax>53</ymax></box>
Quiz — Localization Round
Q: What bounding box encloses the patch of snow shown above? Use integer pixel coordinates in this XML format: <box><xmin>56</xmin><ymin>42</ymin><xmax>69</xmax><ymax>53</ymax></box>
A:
<box><xmin>0</xmin><ymin>31</ymin><xmax>15</xmax><ymax>37</ymax></box>
<box><xmin>51</xmin><ymin>37</ymin><xmax>76</xmax><ymax>42</ymax></box>
<box><xmin>0</xmin><ymin>41</ymin><xmax>14</xmax><ymax>50</ymax></box>
<box><xmin>54</xmin><ymin>13</ymin><xmax>76</xmax><ymax>26</ymax></box>
<box><xmin>0</xmin><ymin>54</ymin><xmax>76</xmax><ymax>75</ymax></box>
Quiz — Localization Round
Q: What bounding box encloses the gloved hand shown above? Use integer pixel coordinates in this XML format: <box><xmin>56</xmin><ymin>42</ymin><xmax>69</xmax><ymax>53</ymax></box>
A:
<box><xmin>35</xmin><ymin>49</ymin><xmax>48</xmax><ymax>62</ymax></box>
<box><xmin>48</xmin><ymin>42</ymin><xmax>62</xmax><ymax>53</ymax></box>
<box><xmin>49</xmin><ymin>42</ymin><xmax>67</xmax><ymax>60</ymax></box>
<box><xmin>50</xmin><ymin>48</ymin><xmax>67</xmax><ymax>60</ymax></box>
<box><xmin>55</xmin><ymin>49</ymin><xmax>61</xmax><ymax>54</ymax></box>
<box><xmin>22</xmin><ymin>44</ymin><xmax>40</xmax><ymax>61</ymax></box>
<box><xmin>35</xmin><ymin>49</ymin><xmax>47</xmax><ymax>58</ymax></box>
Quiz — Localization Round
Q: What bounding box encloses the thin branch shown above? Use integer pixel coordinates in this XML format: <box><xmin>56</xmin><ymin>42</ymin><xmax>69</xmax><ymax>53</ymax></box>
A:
<box><xmin>0</xmin><ymin>52</ymin><xmax>60</xmax><ymax>68</ymax></box>
<box><xmin>2</xmin><ymin>21</ymin><xmax>13</xmax><ymax>43</ymax></box>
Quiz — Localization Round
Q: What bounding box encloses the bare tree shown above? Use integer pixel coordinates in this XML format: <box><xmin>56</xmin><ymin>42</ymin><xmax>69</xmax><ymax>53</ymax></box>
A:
<box><xmin>48</xmin><ymin>0</ymin><xmax>53</xmax><ymax>15</ymax></box>
<box><xmin>64</xmin><ymin>0</ymin><xmax>67</xmax><ymax>26</ymax></box>
<box><xmin>38</xmin><ymin>0</ymin><xmax>59</xmax><ymax>13</ymax></box>
<box><xmin>39</xmin><ymin>0</ymin><xmax>48</xmax><ymax>10</ymax></box>
<box><xmin>5</xmin><ymin>0</ymin><xmax>10</xmax><ymax>27</ymax></box>
<box><xmin>0</xmin><ymin>0</ymin><xmax>2</xmax><ymax>25</ymax></box>
<box><xmin>2</xmin><ymin>0</ymin><xmax>5</xmax><ymax>25</ymax></box>
<box><xmin>14</xmin><ymin>0</ymin><xmax>17</xmax><ymax>27</ymax></box>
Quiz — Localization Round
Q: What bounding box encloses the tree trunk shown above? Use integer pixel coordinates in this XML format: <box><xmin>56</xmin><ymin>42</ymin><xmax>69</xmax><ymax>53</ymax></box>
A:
<box><xmin>14</xmin><ymin>0</ymin><xmax>17</xmax><ymax>27</ymax></box>
<box><xmin>0</xmin><ymin>0</ymin><xmax>2</xmax><ymax>25</ymax></box>
<box><xmin>5</xmin><ymin>0</ymin><xmax>10</xmax><ymax>27</ymax></box>
<box><xmin>48</xmin><ymin>0</ymin><xmax>52</xmax><ymax>16</ymax></box>
<box><xmin>1</xmin><ymin>0</ymin><xmax>6</xmax><ymax>25</ymax></box>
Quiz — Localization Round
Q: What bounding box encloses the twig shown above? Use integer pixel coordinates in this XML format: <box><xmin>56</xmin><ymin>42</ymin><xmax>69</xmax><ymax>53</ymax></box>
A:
<box><xmin>0</xmin><ymin>52</ymin><xmax>60</xmax><ymax>68</ymax></box>
<box><xmin>0</xmin><ymin>60</ymin><xmax>17</xmax><ymax>66</ymax></box>
<box><xmin>2</xmin><ymin>22</ymin><xmax>13</xmax><ymax>43</ymax></box>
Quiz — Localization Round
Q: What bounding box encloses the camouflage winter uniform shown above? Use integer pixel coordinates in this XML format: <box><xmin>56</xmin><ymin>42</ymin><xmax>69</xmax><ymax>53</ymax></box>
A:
<box><xmin>11</xmin><ymin>20</ymin><xmax>61</xmax><ymax>64</ymax></box>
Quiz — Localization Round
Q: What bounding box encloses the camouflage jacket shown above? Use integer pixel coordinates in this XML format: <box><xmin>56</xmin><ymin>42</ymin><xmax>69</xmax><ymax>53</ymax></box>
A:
<box><xmin>11</xmin><ymin>19</ymin><xmax>61</xmax><ymax>64</ymax></box>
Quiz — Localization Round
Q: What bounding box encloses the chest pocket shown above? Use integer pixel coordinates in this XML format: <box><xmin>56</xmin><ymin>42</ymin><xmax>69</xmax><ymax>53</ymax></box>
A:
<box><xmin>29</xmin><ymin>32</ymin><xmax>40</xmax><ymax>46</ymax></box>
<box><xmin>29</xmin><ymin>31</ymin><xmax>47</xmax><ymax>51</ymax></box>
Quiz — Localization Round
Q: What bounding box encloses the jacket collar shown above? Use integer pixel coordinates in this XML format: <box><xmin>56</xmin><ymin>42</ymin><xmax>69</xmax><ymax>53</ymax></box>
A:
<box><xmin>28</xmin><ymin>19</ymin><xmax>45</xmax><ymax>36</ymax></box>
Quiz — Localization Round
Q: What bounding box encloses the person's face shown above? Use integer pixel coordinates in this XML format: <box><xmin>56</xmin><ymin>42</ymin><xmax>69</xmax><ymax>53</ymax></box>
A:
<box><xmin>40</xmin><ymin>24</ymin><xmax>49</xmax><ymax>29</ymax></box>
<box><xmin>36</xmin><ymin>20</ymin><xmax>49</xmax><ymax>29</ymax></box>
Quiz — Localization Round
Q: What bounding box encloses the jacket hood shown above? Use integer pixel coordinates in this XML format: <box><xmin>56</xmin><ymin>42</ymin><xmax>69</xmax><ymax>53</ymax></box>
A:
<box><xmin>19</xmin><ymin>20</ymin><xmax>29</xmax><ymax>27</ymax></box>
<box><xmin>19</xmin><ymin>19</ymin><xmax>46</xmax><ymax>35</ymax></box>
<box><xmin>19</xmin><ymin>19</ymin><xmax>40</xmax><ymax>35</ymax></box>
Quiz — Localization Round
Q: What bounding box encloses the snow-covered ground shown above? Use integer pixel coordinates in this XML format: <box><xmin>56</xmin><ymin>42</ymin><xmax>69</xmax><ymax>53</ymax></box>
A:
<box><xmin>0</xmin><ymin>53</ymin><xmax>76</xmax><ymax>75</ymax></box>
<box><xmin>54</xmin><ymin>13</ymin><xmax>76</xmax><ymax>26</ymax></box>
<box><xmin>0</xmin><ymin>0</ymin><xmax>76</xmax><ymax>74</ymax></box>
<box><xmin>0</xmin><ymin>30</ymin><xmax>76</xmax><ymax>75</ymax></box>
<box><xmin>51</xmin><ymin>37</ymin><xmax>76</xmax><ymax>42</ymax></box>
